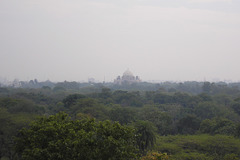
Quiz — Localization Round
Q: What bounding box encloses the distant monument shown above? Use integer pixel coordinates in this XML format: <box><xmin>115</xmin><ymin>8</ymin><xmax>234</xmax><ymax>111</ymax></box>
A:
<box><xmin>114</xmin><ymin>69</ymin><xmax>141</xmax><ymax>85</ymax></box>
<box><xmin>88</xmin><ymin>78</ymin><xmax>96</xmax><ymax>83</ymax></box>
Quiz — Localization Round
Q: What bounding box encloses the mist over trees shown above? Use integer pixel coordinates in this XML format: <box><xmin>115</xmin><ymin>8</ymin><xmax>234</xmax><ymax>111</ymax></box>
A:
<box><xmin>2</xmin><ymin>79</ymin><xmax>240</xmax><ymax>95</ymax></box>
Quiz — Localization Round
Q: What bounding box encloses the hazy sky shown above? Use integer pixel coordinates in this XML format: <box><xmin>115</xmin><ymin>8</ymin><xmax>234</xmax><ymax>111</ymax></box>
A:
<box><xmin>1</xmin><ymin>0</ymin><xmax>240</xmax><ymax>82</ymax></box>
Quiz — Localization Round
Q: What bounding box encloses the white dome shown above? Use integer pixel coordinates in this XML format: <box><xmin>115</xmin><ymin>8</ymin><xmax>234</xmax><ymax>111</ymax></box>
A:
<box><xmin>114</xmin><ymin>69</ymin><xmax>141</xmax><ymax>84</ymax></box>
<box><xmin>123</xmin><ymin>69</ymin><xmax>134</xmax><ymax>77</ymax></box>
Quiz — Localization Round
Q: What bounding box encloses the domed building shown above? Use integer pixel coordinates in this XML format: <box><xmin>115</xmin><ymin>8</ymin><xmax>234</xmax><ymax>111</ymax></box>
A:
<box><xmin>114</xmin><ymin>69</ymin><xmax>141</xmax><ymax>84</ymax></box>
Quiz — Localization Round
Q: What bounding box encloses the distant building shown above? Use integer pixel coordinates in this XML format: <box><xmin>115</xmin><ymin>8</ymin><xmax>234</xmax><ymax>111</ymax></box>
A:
<box><xmin>114</xmin><ymin>69</ymin><xmax>141</xmax><ymax>85</ymax></box>
<box><xmin>88</xmin><ymin>78</ymin><xmax>96</xmax><ymax>83</ymax></box>
<box><xmin>12</xmin><ymin>79</ymin><xmax>21</xmax><ymax>88</ymax></box>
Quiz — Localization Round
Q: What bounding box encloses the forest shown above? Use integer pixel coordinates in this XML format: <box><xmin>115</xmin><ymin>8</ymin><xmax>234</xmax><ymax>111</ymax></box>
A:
<box><xmin>1</xmin><ymin>81</ymin><xmax>240</xmax><ymax>160</ymax></box>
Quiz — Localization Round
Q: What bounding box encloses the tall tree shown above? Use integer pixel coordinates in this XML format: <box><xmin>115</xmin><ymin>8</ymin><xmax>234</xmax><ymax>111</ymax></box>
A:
<box><xmin>134</xmin><ymin>121</ymin><xmax>157</xmax><ymax>153</ymax></box>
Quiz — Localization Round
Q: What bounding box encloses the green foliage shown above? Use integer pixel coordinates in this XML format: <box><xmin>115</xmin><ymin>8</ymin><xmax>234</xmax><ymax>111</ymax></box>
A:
<box><xmin>173</xmin><ymin>152</ymin><xmax>213</xmax><ymax>160</ymax></box>
<box><xmin>177</xmin><ymin>114</ymin><xmax>200</xmax><ymax>134</ymax></box>
<box><xmin>109</xmin><ymin>107</ymin><xmax>136</xmax><ymax>125</ymax></box>
<box><xmin>231</xmin><ymin>102</ymin><xmax>240</xmax><ymax>116</ymax></box>
<box><xmin>0</xmin><ymin>87</ymin><xmax>9</xmax><ymax>94</ymax></box>
<box><xmin>235</xmin><ymin>123</ymin><xmax>240</xmax><ymax>138</ymax></box>
<box><xmin>213</xmin><ymin>94</ymin><xmax>232</xmax><ymax>106</ymax></box>
<box><xmin>14</xmin><ymin>92</ymin><xmax>54</xmax><ymax>105</ymax></box>
<box><xmin>140</xmin><ymin>152</ymin><xmax>169</xmax><ymax>160</ymax></box>
<box><xmin>1</xmin><ymin>85</ymin><xmax>240</xmax><ymax>159</ymax></box>
<box><xmin>223</xmin><ymin>153</ymin><xmax>240</xmax><ymax>160</ymax></box>
<box><xmin>134</xmin><ymin>121</ymin><xmax>157</xmax><ymax>153</ymax></box>
<box><xmin>139</xmin><ymin>106</ymin><xmax>173</xmax><ymax>135</ymax></box>
<box><xmin>112</xmin><ymin>90</ymin><xmax>143</xmax><ymax>107</ymax></box>
<box><xmin>15</xmin><ymin>112</ymin><xmax>137</xmax><ymax>160</ymax></box>
<box><xmin>156</xmin><ymin>134</ymin><xmax>240</xmax><ymax>160</ymax></box>
<box><xmin>198</xmin><ymin>93</ymin><xmax>212</xmax><ymax>102</ymax></box>
<box><xmin>194</xmin><ymin>102</ymin><xmax>224</xmax><ymax>120</ymax></box>
<box><xmin>200</xmin><ymin>118</ymin><xmax>236</xmax><ymax>135</ymax></box>
<box><xmin>99</xmin><ymin>87</ymin><xmax>112</xmax><ymax>99</ymax></box>
<box><xmin>52</xmin><ymin>86</ymin><xmax>66</xmax><ymax>92</ymax></box>
<box><xmin>202</xmin><ymin>82</ymin><xmax>212</xmax><ymax>93</ymax></box>
<box><xmin>153</xmin><ymin>93</ymin><xmax>172</xmax><ymax>104</ymax></box>
<box><xmin>0</xmin><ymin>108</ymin><xmax>38</xmax><ymax>159</ymax></box>
<box><xmin>71</xmin><ymin>98</ymin><xmax>109</xmax><ymax>120</ymax></box>
<box><xmin>172</xmin><ymin>92</ymin><xmax>194</xmax><ymax>108</ymax></box>
<box><xmin>0</xmin><ymin>97</ymin><xmax>45</xmax><ymax>114</ymax></box>
<box><xmin>62</xmin><ymin>94</ymin><xmax>86</xmax><ymax>108</ymax></box>
<box><xmin>55</xmin><ymin>81</ymin><xmax>80</xmax><ymax>90</ymax></box>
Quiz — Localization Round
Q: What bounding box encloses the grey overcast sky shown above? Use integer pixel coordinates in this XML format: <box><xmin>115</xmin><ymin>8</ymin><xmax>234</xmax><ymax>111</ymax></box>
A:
<box><xmin>0</xmin><ymin>0</ymin><xmax>240</xmax><ymax>82</ymax></box>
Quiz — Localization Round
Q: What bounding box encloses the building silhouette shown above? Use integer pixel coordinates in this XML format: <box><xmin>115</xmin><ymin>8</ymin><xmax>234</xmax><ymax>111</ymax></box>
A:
<box><xmin>114</xmin><ymin>69</ymin><xmax>141</xmax><ymax>85</ymax></box>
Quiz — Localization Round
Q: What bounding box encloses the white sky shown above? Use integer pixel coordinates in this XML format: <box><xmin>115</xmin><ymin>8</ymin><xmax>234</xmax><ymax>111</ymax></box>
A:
<box><xmin>0</xmin><ymin>0</ymin><xmax>240</xmax><ymax>82</ymax></box>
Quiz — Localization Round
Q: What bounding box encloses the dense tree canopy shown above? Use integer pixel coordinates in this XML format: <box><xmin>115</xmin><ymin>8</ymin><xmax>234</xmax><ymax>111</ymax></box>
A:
<box><xmin>15</xmin><ymin>112</ymin><xmax>137</xmax><ymax>160</ymax></box>
<box><xmin>0</xmin><ymin>81</ymin><xmax>240</xmax><ymax>159</ymax></box>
